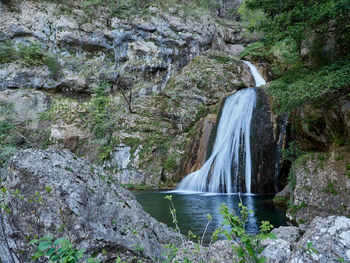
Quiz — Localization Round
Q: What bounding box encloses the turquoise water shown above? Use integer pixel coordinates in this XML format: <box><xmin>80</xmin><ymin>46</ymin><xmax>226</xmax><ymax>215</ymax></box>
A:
<box><xmin>133</xmin><ymin>191</ymin><xmax>287</xmax><ymax>243</ymax></box>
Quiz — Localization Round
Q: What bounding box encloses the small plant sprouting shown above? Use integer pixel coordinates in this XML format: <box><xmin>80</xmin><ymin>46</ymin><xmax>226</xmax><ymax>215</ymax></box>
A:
<box><xmin>164</xmin><ymin>194</ymin><xmax>277</xmax><ymax>263</ymax></box>
<box><xmin>30</xmin><ymin>236</ymin><xmax>84</xmax><ymax>262</ymax></box>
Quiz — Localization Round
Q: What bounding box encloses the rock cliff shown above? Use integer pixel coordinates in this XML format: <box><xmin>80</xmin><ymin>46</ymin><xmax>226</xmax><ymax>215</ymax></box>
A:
<box><xmin>0</xmin><ymin>148</ymin><xmax>181</xmax><ymax>262</ymax></box>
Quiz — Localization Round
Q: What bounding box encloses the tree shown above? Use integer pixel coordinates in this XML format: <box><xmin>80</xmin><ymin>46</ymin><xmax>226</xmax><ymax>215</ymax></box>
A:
<box><xmin>244</xmin><ymin>0</ymin><xmax>350</xmax><ymax>59</ymax></box>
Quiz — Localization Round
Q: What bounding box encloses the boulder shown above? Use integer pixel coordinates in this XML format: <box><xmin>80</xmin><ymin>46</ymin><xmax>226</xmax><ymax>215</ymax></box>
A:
<box><xmin>260</xmin><ymin>239</ymin><xmax>291</xmax><ymax>263</ymax></box>
<box><xmin>260</xmin><ymin>226</ymin><xmax>301</xmax><ymax>263</ymax></box>
<box><xmin>287</xmin><ymin>147</ymin><xmax>350</xmax><ymax>224</ymax></box>
<box><xmin>174</xmin><ymin>240</ymin><xmax>238</xmax><ymax>263</ymax></box>
<box><xmin>273</xmin><ymin>184</ymin><xmax>291</xmax><ymax>207</ymax></box>
<box><xmin>287</xmin><ymin>216</ymin><xmax>350</xmax><ymax>263</ymax></box>
<box><xmin>0</xmin><ymin>149</ymin><xmax>181</xmax><ymax>262</ymax></box>
<box><xmin>271</xmin><ymin>226</ymin><xmax>301</xmax><ymax>248</ymax></box>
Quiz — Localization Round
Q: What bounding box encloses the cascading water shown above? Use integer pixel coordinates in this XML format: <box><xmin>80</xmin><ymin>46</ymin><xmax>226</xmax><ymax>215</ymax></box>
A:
<box><xmin>175</xmin><ymin>61</ymin><xmax>266</xmax><ymax>194</ymax></box>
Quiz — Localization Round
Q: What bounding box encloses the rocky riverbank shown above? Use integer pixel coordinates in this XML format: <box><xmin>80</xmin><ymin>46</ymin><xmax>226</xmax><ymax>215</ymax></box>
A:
<box><xmin>1</xmin><ymin>149</ymin><xmax>349</xmax><ymax>262</ymax></box>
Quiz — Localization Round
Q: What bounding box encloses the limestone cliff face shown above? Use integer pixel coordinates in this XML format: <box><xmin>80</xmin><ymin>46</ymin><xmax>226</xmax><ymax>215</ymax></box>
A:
<box><xmin>0</xmin><ymin>149</ymin><xmax>181</xmax><ymax>262</ymax></box>
<box><xmin>0</xmin><ymin>0</ymin><xmax>254</xmax><ymax>186</ymax></box>
<box><xmin>0</xmin><ymin>1</ymin><xmax>250</xmax><ymax>93</ymax></box>
<box><xmin>286</xmin><ymin>147</ymin><xmax>350</xmax><ymax>225</ymax></box>
<box><xmin>179</xmin><ymin>113</ymin><xmax>217</xmax><ymax>178</ymax></box>
<box><xmin>291</xmin><ymin>93</ymin><xmax>350</xmax><ymax>152</ymax></box>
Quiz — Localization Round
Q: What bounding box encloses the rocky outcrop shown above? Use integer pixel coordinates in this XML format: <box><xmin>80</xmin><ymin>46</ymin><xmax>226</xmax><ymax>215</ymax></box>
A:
<box><xmin>0</xmin><ymin>0</ymin><xmax>255</xmax><ymax>187</ymax></box>
<box><xmin>179</xmin><ymin>113</ymin><xmax>217</xmax><ymax>178</ymax></box>
<box><xmin>292</xmin><ymin>93</ymin><xmax>350</xmax><ymax>152</ymax></box>
<box><xmin>18</xmin><ymin>51</ymin><xmax>251</xmax><ymax>187</ymax></box>
<box><xmin>0</xmin><ymin>1</ymin><xmax>251</xmax><ymax>93</ymax></box>
<box><xmin>0</xmin><ymin>89</ymin><xmax>51</xmax><ymax>129</ymax></box>
<box><xmin>287</xmin><ymin>216</ymin><xmax>350</xmax><ymax>263</ymax></box>
<box><xmin>173</xmin><ymin>217</ymin><xmax>349</xmax><ymax>263</ymax></box>
<box><xmin>260</xmin><ymin>226</ymin><xmax>301</xmax><ymax>263</ymax></box>
<box><xmin>260</xmin><ymin>217</ymin><xmax>350</xmax><ymax>263</ymax></box>
<box><xmin>273</xmin><ymin>183</ymin><xmax>290</xmax><ymax>207</ymax></box>
<box><xmin>250</xmin><ymin>88</ymin><xmax>278</xmax><ymax>193</ymax></box>
<box><xmin>287</xmin><ymin>147</ymin><xmax>350</xmax><ymax>224</ymax></box>
<box><xmin>0</xmin><ymin>149</ymin><xmax>181</xmax><ymax>262</ymax></box>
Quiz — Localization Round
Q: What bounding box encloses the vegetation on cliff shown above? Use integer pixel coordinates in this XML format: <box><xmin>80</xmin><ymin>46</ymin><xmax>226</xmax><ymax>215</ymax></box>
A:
<box><xmin>240</xmin><ymin>0</ymin><xmax>350</xmax><ymax>113</ymax></box>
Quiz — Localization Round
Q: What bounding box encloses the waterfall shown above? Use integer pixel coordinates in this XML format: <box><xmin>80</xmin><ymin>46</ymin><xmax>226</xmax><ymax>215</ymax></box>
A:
<box><xmin>175</xmin><ymin>61</ymin><xmax>266</xmax><ymax>194</ymax></box>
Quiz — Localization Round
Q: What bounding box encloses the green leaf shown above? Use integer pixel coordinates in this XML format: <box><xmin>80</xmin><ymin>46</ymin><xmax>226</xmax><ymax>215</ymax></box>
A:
<box><xmin>29</xmin><ymin>239</ymin><xmax>39</xmax><ymax>245</ymax></box>
<box><xmin>46</xmin><ymin>247</ymin><xmax>56</xmax><ymax>257</ymax></box>
<box><xmin>38</xmin><ymin>241</ymin><xmax>52</xmax><ymax>251</ymax></box>
<box><xmin>54</xmin><ymin>237</ymin><xmax>70</xmax><ymax>246</ymax></box>
<box><xmin>267</xmin><ymin>233</ymin><xmax>277</xmax><ymax>240</ymax></box>
<box><xmin>33</xmin><ymin>250</ymin><xmax>45</xmax><ymax>259</ymax></box>
<box><xmin>258</xmin><ymin>257</ymin><xmax>267</xmax><ymax>263</ymax></box>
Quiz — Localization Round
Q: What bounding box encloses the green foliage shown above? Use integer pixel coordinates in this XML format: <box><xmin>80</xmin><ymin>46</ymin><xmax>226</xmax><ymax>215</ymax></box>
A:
<box><xmin>267</xmin><ymin>56</ymin><xmax>350</xmax><ymax>113</ymax></box>
<box><xmin>0</xmin><ymin>41</ymin><xmax>17</xmax><ymax>64</ymax></box>
<box><xmin>303</xmin><ymin>242</ymin><xmax>319</xmax><ymax>256</ymax></box>
<box><xmin>244</xmin><ymin>0</ymin><xmax>350</xmax><ymax>57</ymax></box>
<box><xmin>288</xmin><ymin>201</ymin><xmax>307</xmax><ymax>217</ymax></box>
<box><xmin>0</xmin><ymin>120</ymin><xmax>17</xmax><ymax>168</ymax></box>
<box><xmin>30</xmin><ymin>236</ymin><xmax>84</xmax><ymax>262</ymax></box>
<box><xmin>219</xmin><ymin>202</ymin><xmax>276</xmax><ymax>263</ymax></box>
<box><xmin>238</xmin><ymin>2</ymin><xmax>266</xmax><ymax>30</ymax></box>
<box><xmin>0</xmin><ymin>41</ymin><xmax>62</xmax><ymax>79</ymax></box>
<box><xmin>282</xmin><ymin>142</ymin><xmax>305</xmax><ymax>163</ymax></box>
<box><xmin>30</xmin><ymin>237</ymin><xmax>107</xmax><ymax>262</ymax></box>
<box><xmin>88</xmin><ymin>83</ymin><xmax>115</xmax><ymax>139</ymax></box>
<box><xmin>322</xmin><ymin>180</ymin><xmax>339</xmax><ymax>195</ymax></box>
<box><xmin>240</xmin><ymin>42</ymin><xmax>270</xmax><ymax>62</ymax></box>
<box><xmin>240</xmin><ymin>0</ymin><xmax>350</xmax><ymax>114</ymax></box>
<box><xmin>44</xmin><ymin>54</ymin><xmax>63</xmax><ymax>80</ymax></box>
<box><xmin>163</xmin><ymin>156</ymin><xmax>177</xmax><ymax>173</ymax></box>
<box><xmin>164</xmin><ymin>195</ymin><xmax>277</xmax><ymax>263</ymax></box>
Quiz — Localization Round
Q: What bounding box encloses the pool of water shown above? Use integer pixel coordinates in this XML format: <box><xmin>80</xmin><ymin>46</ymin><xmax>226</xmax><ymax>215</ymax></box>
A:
<box><xmin>133</xmin><ymin>191</ymin><xmax>287</xmax><ymax>243</ymax></box>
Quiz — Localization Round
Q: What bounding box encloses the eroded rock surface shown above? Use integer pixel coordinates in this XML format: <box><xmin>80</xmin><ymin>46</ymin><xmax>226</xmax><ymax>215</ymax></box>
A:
<box><xmin>287</xmin><ymin>216</ymin><xmax>350</xmax><ymax>263</ymax></box>
<box><xmin>287</xmin><ymin>147</ymin><xmax>350</xmax><ymax>224</ymax></box>
<box><xmin>0</xmin><ymin>0</ymin><xmax>251</xmax><ymax>93</ymax></box>
<box><xmin>0</xmin><ymin>149</ymin><xmax>181</xmax><ymax>263</ymax></box>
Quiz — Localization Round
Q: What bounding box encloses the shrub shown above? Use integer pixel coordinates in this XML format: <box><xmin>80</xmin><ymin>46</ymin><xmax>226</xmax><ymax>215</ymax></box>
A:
<box><xmin>0</xmin><ymin>41</ymin><xmax>62</xmax><ymax>79</ymax></box>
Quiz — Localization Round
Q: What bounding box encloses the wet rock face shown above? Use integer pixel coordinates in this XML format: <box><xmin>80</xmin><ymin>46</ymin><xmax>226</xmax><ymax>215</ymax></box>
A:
<box><xmin>179</xmin><ymin>114</ymin><xmax>217</xmax><ymax>178</ymax></box>
<box><xmin>287</xmin><ymin>216</ymin><xmax>350</xmax><ymax>263</ymax></box>
<box><xmin>287</xmin><ymin>147</ymin><xmax>350</xmax><ymax>225</ymax></box>
<box><xmin>292</xmin><ymin>93</ymin><xmax>350</xmax><ymax>152</ymax></box>
<box><xmin>0</xmin><ymin>149</ymin><xmax>181</xmax><ymax>263</ymax></box>
<box><xmin>250</xmin><ymin>88</ymin><xmax>277</xmax><ymax>193</ymax></box>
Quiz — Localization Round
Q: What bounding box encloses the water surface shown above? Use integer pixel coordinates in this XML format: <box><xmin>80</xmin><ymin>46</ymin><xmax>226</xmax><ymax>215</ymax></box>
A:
<box><xmin>134</xmin><ymin>191</ymin><xmax>286</xmax><ymax>243</ymax></box>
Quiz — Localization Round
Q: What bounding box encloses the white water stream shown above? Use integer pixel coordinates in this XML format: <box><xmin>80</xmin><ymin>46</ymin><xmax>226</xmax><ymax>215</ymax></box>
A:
<box><xmin>175</xmin><ymin>61</ymin><xmax>266</xmax><ymax>194</ymax></box>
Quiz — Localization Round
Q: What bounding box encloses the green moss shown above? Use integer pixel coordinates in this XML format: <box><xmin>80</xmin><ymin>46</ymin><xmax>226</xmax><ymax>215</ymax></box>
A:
<box><xmin>273</xmin><ymin>196</ymin><xmax>288</xmax><ymax>207</ymax></box>
<box><xmin>298</xmin><ymin>218</ymin><xmax>306</xmax><ymax>224</ymax></box>
<box><xmin>163</xmin><ymin>155</ymin><xmax>178</xmax><ymax>173</ymax></box>
<box><xmin>322</xmin><ymin>180</ymin><xmax>339</xmax><ymax>195</ymax></box>
<box><xmin>267</xmin><ymin>55</ymin><xmax>350</xmax><ymax>113</ymax></box>
<box><xmin>120</xmin><ymin>183</ymin><xmax>151</xmax><ymax>190</ymax></box>
<box><xmin>335</xmin><ymin>155</ymin><xmax>344</xmax><ymax>161</ymax></box>
<box><xmin>0</xmin><ymin>41</ymin><xmax>62</xmax><ymax>80</ymax></box>
<box><xmin>288</xmin><ymin>201</ymin><xmax>307</xmax><ymax>216</ymax></box>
